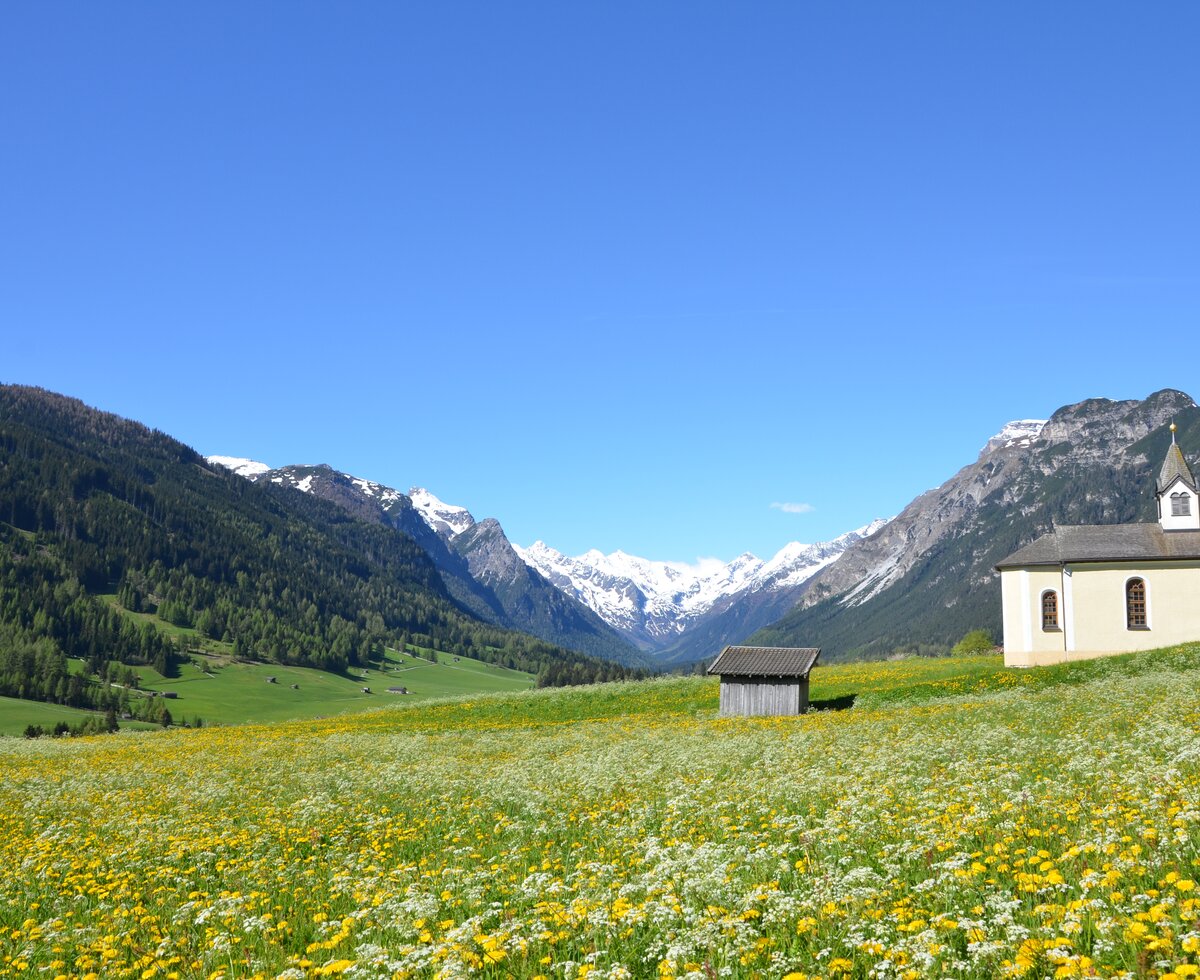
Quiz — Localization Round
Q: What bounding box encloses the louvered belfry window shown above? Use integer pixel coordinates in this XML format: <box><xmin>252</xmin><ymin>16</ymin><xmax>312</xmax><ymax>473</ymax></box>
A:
<box><xmin>1041</xmin><ymin>591</ymin><xmax>1058</xmax><ymax>630</ymax></box>
<box><xmin>1126</xmin><ymin>578</ymin><xmax>1147</xmax><ymax>629</ymax></box>
<box><xmin>1172</xmin><ymin>492</ymin><xmax>1191</xmax><ymax>516</ymax></box>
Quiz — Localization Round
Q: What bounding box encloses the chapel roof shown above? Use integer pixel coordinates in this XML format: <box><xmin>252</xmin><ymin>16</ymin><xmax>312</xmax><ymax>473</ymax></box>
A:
<box><xmin>706</xmin><ymin>645</ymin><xmax>821</xmax><ymax>678</ymax></box>
<box><xmin>996</xmin><ymin>523</ymin><xmax>1200</xmax><ymax>569</ymax></box>
<box><xmin>1158</xmin><ymin>440</ymin><xmax>1197</xmax><ymax>493</ymax></box>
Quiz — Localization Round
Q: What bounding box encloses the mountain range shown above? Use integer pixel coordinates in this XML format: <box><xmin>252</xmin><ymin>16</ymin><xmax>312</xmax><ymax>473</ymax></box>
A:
<box><xmin>751</xmin><ymin>388</ymin><xmax>1200</xmax><ymax>659</ymax></box>
<box><xmin>209</xmin><ymin>457</ymin><xmax>888</xmax><ymax>666</ymax></box>
<box><xmin>12</xmin><ymin>383</ymin><xmax>1194</xmax><ymax>687</ymax></box>
<box><xmin>216</xmin><ymin>391</ymin><xmax>1196</xmax><ymax>667</ymax></box>
<box><xmin>213</xmin><ymin>461</ymin><xmax>645</xmax><ymax>666</ymax></box>
<box><xmin>0</xmin><ymin>386</ymin><xmax>636</xmax><ymax>697</ymax></box>
<box><xmin>517</xmin><ymin>522</ymin><xmax>888</xmax><ymax>664</ymax></box>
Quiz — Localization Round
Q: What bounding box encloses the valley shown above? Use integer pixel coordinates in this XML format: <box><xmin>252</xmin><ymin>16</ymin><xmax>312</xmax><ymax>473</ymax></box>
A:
<box><xmin>5</xmin><ymin>11</ymin><xmax>1196</xmax><ymax>978</ymax></box>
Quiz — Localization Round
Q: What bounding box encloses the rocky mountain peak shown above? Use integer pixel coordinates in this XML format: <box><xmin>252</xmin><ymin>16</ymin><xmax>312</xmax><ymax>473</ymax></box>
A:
<box><xmin>751</xmin><ymin>388</ymin><xmax>1200</xmax><ymax>660</ymax></box>
<box><xmin>1037</xmin><ymin>390</ymin><xmax>1197</xmax><ymax>467</ymax></box>
<box><xmin>980</xmin><ymin>420</ymin><xmax>1047</xmax><ymax>456</ymax></box>
<box><xmin>409</xmin><ymin>487</ymin><xmax>475</xmax><ymax>539</ymax></box>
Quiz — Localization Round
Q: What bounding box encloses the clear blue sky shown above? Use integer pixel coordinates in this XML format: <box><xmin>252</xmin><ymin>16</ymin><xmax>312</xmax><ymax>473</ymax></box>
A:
<box><xmin>3</xmin><ymin>3</ymin><xmax>1198</xmax><ymax>561</ymax></box>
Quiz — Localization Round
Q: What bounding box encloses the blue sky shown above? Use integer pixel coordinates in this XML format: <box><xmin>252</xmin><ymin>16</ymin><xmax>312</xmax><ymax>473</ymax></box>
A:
<box><xmin>3</xmin><ymin>3</ymin><xmax>1199</xmax><ymax>561</ymax></box>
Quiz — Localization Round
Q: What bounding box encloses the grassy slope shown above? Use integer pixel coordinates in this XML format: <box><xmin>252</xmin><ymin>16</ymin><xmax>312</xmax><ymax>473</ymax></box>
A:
<box><xmin>0</xmin><ymin>629</ymin><xmax>533</xmax><ymax>732</ymax></box>
<box><xmin>5</xmin><ymin>644</ymin><xmax>1200</xmax><ymax>977</ymax></box>
<box><xmin>0</xmin><ymin>696</ymin><xmax>160</xmax><ymax>735</ymax></box>
<box><xmin>6</xmin><ymin>643</ymin><xmax>1184</xmax><ymax>735</ymax></box>
<box><xmin>44</xmin><ymin>593</ymin><xmax>535</xmax><ymax>726</ymax></box>
<box><xmin>120</xmin><ymin>647</ymin><xmax>533</xmax><ymax>727</ymax></box>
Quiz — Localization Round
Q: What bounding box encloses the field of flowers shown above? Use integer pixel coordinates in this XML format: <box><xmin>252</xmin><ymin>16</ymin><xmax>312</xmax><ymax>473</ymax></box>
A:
<box><xmin>4</xmin><ymin>647</ymin><xmax>1200</xmax><ymax>979</ymax></box>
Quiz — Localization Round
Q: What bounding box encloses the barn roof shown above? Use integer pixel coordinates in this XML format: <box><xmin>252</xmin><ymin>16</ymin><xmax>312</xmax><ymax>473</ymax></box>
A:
<box><xmin>707</xmin><ymin>645</ymin><xmax>821</xmax><ymax>678</ymax></box>
<box><xmin>996</xmin><ymin>523</ymin><xmax>1200</xmax><ymax>568</ymax></box>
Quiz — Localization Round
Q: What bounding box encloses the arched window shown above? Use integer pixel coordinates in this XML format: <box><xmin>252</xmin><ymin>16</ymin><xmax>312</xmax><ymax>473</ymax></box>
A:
<box><xmin>1041</xmin><ymin>590</ymin><xmax>1059</xmax><ymax>630</ymax></box>
<box><xmin>1171</xmin><ymin>492</ymin><xmax>1191</xmax><ymax>516</ymax></box>
<box><xmin>1126</xmin><ymin>578</ymin><xmax>1148</xmax><ymax>629</ymax></box>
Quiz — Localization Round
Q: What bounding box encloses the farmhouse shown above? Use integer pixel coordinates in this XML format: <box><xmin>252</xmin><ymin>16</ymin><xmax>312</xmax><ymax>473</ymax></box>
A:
<box><xmin>997</xmin><ymin>425</ymin><xmax>1200</xmax><ymax>667</ymax></box>
<box><xmin>707</xmin><ymin>645</ymin><xmax>820</xmax><ymax>717</ymax></box>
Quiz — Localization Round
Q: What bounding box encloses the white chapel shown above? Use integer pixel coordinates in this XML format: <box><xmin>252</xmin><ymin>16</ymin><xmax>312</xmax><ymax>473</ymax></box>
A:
<box><xmin>997</xmin><ymin>424</ymin><xmax>1200</xmax><ymax>667</ymax></box>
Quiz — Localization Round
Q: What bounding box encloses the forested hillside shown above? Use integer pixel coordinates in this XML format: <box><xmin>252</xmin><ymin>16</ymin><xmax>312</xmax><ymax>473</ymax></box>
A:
<box><xmin>251</xmin><ymin>464</ymin><xmax>645</xmax><ymax>666</ymax></box>
<box><xmin>0</xmin><ymin>386</ymin><xmax>641</xmax><ymax>713</ymax></box>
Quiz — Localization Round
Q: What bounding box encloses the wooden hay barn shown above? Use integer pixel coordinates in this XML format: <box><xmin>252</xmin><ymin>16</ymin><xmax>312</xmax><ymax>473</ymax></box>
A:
<box><xmin>707</xmin><ymin>645</ymin><xmax>821</xmax><ymax>717</ymax></box>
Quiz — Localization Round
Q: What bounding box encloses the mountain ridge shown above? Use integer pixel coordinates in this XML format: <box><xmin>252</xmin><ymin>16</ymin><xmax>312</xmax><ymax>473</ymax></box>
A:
<box><xmin>0</xmin><ymin>385</ymin><xmax>633</xmax><ymax>703</ymax></box>
<box><xmin>751</xmin><ymin>388</ymin><xmax>1200</xmax><ymax>659</ymax></box>
<box><xmin>210</xmin><ymin>456</ymin><xmax>890</xmax><ymax>666</ymax></box>
<box><xmin>517</xmin><ymin>520</ymin><xmax>889</xmax><ymax>663</ymax></box>
<box><xmin>209</xmin><ymin>460</ymin><xmax>646</xmax><ymax>666</ymax></box>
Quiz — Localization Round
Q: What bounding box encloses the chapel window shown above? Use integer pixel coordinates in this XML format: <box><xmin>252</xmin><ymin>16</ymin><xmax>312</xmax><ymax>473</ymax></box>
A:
<box><xmin>1041</xmin><ymin>591</ymin><xmax>1059</xmax><ymax>630</ymax></box>
<box><xmin>1126</xmin><ymin>578</ymin><xmax>1147</xmax><ymax>629</ymax></box>
<box><xmin>1172</xmin><ymin>492</ymin><xmax>1191</xmax><ymax>517</ymax></box>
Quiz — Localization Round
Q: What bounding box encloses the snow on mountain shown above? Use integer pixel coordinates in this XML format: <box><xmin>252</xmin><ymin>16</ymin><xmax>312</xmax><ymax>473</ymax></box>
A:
<box><xmin>242</xmin><ymin>463</ymin><xmax>403</xmax><ymax>507</ymax></box>
<box><xmin>981</xmin><ymin>419</ymin><xmax>1047</xmax><ymax>455</ymax></box>
<box><xmin>206</xmin><ymin>456</ymin><xmax>271</xmax><ymax>479</ymax></box>
<box><xmin>340</xmin><ymin>474</ymin><xmax>403</xmax><ymax>505</ymax></box>
<box><xmin>516</xmin><ymin>518</ymin><xmax>889</xmax><ymax>649</ymax></box>
<box><xmin>409</xmin><ymin>487</ymin><xmax>476</xmax><ymax>538</ymax></box>
<box><xmin>206</xmin><ymin>452</ymin><xmax>889</xmax><ymax>660</ymax></box>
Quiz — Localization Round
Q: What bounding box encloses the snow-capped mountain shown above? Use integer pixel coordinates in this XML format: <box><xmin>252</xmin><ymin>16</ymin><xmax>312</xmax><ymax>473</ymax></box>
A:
<box><xmin>205</xmin><ymin>458</ymin><xmax>644</xmax><ymax>666</ymax></box>
<box><xmin>209</xmin><ymin>449</ymin><xmax>893</xmax><ymax>665</ymax></box>
<box><xmin>409</xmin><ymin>488</ymin><xmax>475</xmax><ymax>538</ymax></box>
<box><xmin>207</xmin><ymin>455</ymin><xmax>271</xmax><ymax>479</ymax></box>
<box><xmin>517</xmin><ymin>520</ymin><xmax>889</xmax><ymax>661</ymax></box>
<box><xmin>980</xmin><ymin>419</ymin><xmax>1047</xmax><ymax>455</ymax></box>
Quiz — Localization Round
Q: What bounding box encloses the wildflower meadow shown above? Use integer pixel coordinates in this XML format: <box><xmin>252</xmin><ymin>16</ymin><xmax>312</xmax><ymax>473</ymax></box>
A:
<box><xmin>4</xmin><ymin>648</ymin><xmax>1200</xmax><ymax>979</ymax></box>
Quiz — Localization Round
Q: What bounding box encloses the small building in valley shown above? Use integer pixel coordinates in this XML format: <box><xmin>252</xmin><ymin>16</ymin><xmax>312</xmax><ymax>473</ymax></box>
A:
<box><xmin>707</xmin><ymin>645</ymin><xmax>821</xmax><ymax>717</ymax></box>
<box><xmin>997</xmin><ymin>424</ymin><xmax>1200</xmax><ymax>667</ymax></box>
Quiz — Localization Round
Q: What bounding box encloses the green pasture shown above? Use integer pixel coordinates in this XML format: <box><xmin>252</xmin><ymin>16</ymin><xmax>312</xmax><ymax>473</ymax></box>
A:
<box><xmin>123</xmin><ymin>645</ymin><xmax>533</xmax><ymax>726</ymax></box>
<box><xmin>0</xmin><ymin>695</ymin><xmax>157</xmax><ymax>736</ymax></box>
<box><xmin>7</xmin><ymin>640</ymin><xmax>1200</xmax><ymax>976</ymax></box>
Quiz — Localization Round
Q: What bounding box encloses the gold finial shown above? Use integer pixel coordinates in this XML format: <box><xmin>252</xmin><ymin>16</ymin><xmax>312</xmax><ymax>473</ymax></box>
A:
<box><xmin>1171</xmin><ymin>421</ymin><xmax>1178</xmax><ymax>443</ymax></box>
<box><xmin>1171</xmin><ymin>422</ymin><xmax>1178</xmax><ymax>432</ymax></box>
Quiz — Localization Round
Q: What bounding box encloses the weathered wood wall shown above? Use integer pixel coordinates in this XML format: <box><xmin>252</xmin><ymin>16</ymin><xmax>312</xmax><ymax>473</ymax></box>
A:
<box><xmin>718</xmin><ymin>677</ymin><xmax>808</xmax><ymax>716</ymax></box>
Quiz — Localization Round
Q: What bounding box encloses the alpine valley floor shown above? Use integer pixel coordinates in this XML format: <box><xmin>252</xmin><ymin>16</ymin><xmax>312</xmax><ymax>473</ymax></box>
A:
<box><xmin>4</xmin><ymin>648</ymin><xmax>1200</xmax><ymax>979</ymax></box>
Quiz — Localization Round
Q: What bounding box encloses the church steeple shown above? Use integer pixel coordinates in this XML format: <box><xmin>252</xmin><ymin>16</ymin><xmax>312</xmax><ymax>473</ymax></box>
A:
<box><xmin>1157</xmin><ymin>423</ymin><xmax>1200</xmax><ymax>530</ymax></box>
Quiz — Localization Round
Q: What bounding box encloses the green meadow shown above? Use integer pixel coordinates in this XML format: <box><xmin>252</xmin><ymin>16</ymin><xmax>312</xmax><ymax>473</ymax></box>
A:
<box><xmin>126</xmin><ymin>646</ymin><xmax>534</xmax><ymax>726</ymax></box>
<box><xmin>5</xmin><ymin>644</ymin><xmax>1200</xmax><ymax>978</ymax></box>
<box><xmin>0</xmin><ymin>638</ymin><xmax>533</xmax><ymax>734</ymax></box>
<box><xmin>7</xmin><ymin>640</ymin><xmax>1195</xmax><ymax>735</ymax></box>
<box><xmin>0</xmin><ymin>695</ymin><xmax>158</xmax><ymax>735</ymax></box>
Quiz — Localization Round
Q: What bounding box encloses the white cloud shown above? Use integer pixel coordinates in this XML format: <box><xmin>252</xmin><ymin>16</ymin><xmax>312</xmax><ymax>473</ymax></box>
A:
<box><xmin>770</xmin><ymin>501</ymin><xmax>815</xmax><ymax>514</ymax></box>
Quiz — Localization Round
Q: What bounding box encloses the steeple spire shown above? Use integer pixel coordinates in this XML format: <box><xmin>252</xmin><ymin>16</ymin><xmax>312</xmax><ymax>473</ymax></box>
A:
<box><xmin>1158</xmin><ymin>427</ymin><xmax>1196</xmax><ymax>493</ymax></box>
<box><xmin>1157</xmin><ymin>424</ymin><xmax>1200</xmax><ymax>530</ymax></box>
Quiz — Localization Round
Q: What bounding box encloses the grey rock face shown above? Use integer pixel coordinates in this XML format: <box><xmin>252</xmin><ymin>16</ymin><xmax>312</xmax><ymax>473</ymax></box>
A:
<box><xmin>751</xmin><ymin>388</ymin><xmax>1200</xmax><ymax>659</ymax></box>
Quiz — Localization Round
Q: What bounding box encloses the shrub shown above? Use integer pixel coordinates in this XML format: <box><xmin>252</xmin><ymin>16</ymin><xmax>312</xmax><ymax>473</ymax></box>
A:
<box><xmin>951</xmin><ymin>628</ymin><xmax>993</xmax><ymax>655</ymax></box>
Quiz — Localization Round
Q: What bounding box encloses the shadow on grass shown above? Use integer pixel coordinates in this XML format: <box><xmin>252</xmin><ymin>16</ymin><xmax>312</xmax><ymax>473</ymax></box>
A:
<box><xmin>810</xmin><ymin>694</ymin><xmax>857</xmax><ymax>712</ymax></box>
